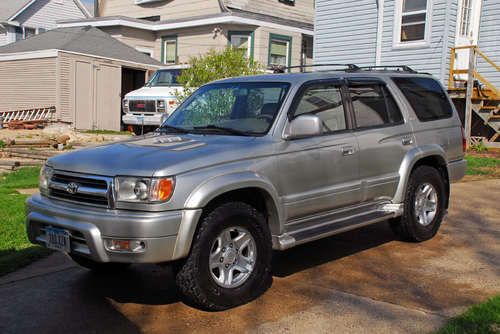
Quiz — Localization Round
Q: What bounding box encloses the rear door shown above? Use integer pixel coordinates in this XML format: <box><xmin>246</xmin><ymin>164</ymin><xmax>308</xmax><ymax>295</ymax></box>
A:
<box><xmin>346</xmin><ymin>78</ymin><xmax>415</xmax><ymax>202</ymax></box>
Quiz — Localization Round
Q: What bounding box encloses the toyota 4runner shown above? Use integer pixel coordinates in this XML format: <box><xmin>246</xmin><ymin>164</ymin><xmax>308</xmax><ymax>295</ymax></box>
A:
<box><xmin>27</xmin><ymin>66</ymin><xmax>466</xmax><ymax>310</ymax></box>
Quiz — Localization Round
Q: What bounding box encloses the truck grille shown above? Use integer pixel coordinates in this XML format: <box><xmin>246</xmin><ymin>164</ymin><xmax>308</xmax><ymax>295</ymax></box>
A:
<box><xmin>49</xmin><ymin>172</ymin><xmax>112</xmax><ymax>207</ymax></box>
<box><xmin>129</xmin><ymin>100</ymin><xmax>156</xmax><ymax>113</ymax></box>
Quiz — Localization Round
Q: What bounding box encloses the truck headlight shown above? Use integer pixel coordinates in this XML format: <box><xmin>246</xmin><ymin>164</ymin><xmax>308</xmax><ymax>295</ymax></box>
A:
<box><xmin>157</xmin><ymin>100</ymin><xmax>166</xmax><ymax>112</ymax></box>
<box><xmin>123</xmin><ymin>99</ymin><xmax>129</xmax><ymax>112</ymax></box>
<box><xmin>115</xmin><ymin>176</ymin><xmax>175</xmax><ymax>203</ymax></box>
<box><xmin>39</xmin><ymin>165</ymin><xmax>53</xmax><ymax>195</ymax></box>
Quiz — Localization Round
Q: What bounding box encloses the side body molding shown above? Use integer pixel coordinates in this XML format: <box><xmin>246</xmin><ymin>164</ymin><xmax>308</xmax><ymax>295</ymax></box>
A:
<box><xmin>171</xmin><ymin>172</ymin><xmax>283</xmax><ymax>260</ymax></box>
<box><xmin>392</xmin><ymin>144</ymin><xmax>447</xmax><ymax>204</ymax></box>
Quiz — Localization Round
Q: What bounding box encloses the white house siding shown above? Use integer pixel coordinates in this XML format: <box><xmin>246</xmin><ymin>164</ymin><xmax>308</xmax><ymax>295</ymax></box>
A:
<box><xmin>16</xmin><ymin>0</ymin><xmax>87</xmax><ymax>30</ymax></box>
<box><xmin>314</xmin><ymin>0</ymin><xmax>378</xmax><ymax>67</ymax></box>
<box><xmin>0</xmin><ymin>57</ymin><xmax>57</xmax><ymax>112</ymax></box>
<box><xmin>477</xmin><ymin>0</ymin><xmax>500</xmax><ymax>87</ymax></box>
<box><xmin>380</xmin><ymin>0</ymin><xmax>457</xmax><ymax>83</ymax></box>
<box><xmin>0</xmin><ymin>30</ymin><xmax>8</xmax><ymax>45</ymax></box>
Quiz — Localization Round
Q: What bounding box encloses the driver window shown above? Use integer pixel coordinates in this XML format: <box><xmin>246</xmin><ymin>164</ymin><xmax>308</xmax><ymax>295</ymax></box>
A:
<box><xmin>293</xmin><ymin>85</ymin><xmax>347</xmax><ymax>133</ymax></box>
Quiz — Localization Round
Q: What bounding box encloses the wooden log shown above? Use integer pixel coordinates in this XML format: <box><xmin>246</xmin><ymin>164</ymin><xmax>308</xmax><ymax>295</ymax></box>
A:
<box><xmin>10</xmin><ymin>139</ymin><xmax>54</xmax><ymax>146</ymax></box>
<box><xmin>0</xmin><ymin>161</ymin><xmax>21</xmax><ymax>167</ymax></box>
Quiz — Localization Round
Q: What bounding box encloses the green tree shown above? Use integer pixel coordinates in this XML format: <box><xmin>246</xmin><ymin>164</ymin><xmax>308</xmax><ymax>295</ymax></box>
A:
<box><xmin>176</xmin><ymin>47</ymin><xmax>263</xmax><ymax>102</ymax></box>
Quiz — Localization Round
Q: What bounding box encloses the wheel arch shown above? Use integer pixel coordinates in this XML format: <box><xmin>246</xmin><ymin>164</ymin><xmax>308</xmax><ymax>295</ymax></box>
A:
<box><xmin>394</xmin><ymin>145</ymin><xmax>450</xmax><ymax>207</ymax></box>
<box><xmin>172</xmin><ymin>173</ymin><xmax>282</xmax><ymax>260</ymax></box>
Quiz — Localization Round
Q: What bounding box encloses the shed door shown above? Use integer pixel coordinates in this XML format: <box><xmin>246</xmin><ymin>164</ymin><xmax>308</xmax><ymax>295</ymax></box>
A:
<box><xmin>95</xmin><ymin>64</ymin><xmax>121</xmax><ymax>131</ymax></box>
<box><xmin>74</xmin><ymin>61</ymin><xmax>93</xmax><ymax>130</ymax></box>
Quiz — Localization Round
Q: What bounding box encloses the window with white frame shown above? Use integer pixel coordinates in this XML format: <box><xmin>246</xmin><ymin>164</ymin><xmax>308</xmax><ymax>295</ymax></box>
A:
<box><xmin>229</xmin><ymin>32</ymin><xmax>253</xmax><ymax>59</ymax></box>
<box><xmin>459</xmin><ymin>0</ymin><xmax>472</xmax><ymax>37</ymax></box>
<box><xmin>162</xmin><ymin>37</ymin><xmax>177</xmax><ymax>64</ymax></box>
<box><xmin>397</xmin><ymin>0</ymin><xmax>429</xmax><ymax>43</ymax></box>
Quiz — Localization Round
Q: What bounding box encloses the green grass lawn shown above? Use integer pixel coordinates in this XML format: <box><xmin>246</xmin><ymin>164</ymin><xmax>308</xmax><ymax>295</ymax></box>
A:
<box><xmin>436</xmin><ymin>295</ymin><xmax>500</xmax><ymax>334</ymax></box>
<box><xmin>0</xmin><ymin>167</ymin><xmax>51</xmax><ymax>276</ymax></box>
<box><xmin>465</xmin><ymin>155</ymin><xmax>500</xmax><ymax>176</ymax></box>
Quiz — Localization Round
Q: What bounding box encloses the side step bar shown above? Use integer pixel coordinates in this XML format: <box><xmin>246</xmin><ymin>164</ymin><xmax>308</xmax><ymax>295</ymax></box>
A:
<box><xmin>274</xmin><ymin>210</ymin><xmax>395</xmax><ymax>250</ymax></box>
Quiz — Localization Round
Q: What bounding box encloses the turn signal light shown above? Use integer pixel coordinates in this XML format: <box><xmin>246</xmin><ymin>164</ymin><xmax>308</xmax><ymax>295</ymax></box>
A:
<box><xmin>150</xmin><ymin>177</ymin><xmax>175</xmax><ymax>202</ymax></box>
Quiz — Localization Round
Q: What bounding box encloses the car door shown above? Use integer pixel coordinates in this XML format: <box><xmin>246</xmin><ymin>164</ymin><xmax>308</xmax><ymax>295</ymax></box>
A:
<box><xmin>277</xmin><ymin>80</ymin><xmax>361</xmax><ymax>222</ymax></box>
<box><xmin>346</xmin><ymin>78</ymin><xmax>415</xmax><ymax>202</ymax></box>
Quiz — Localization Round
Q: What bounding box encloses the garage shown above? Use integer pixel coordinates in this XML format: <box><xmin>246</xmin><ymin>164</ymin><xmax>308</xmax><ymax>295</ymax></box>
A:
<box><xmin>0</xmin><ymin>26</ymin><xmax>161</xmax><ymax>131</ymax></box>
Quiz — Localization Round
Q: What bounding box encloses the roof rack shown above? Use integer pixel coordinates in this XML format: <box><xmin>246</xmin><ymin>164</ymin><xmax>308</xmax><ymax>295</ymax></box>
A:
<box><xmin>358</xmin><ymin>65</ymin><xmax>418</xmax><ymax>73</ymax></box>
<box><xmin>271</xmin><ymin>63</ymin><xmax>360</xmax><ymax>73</ymax></box>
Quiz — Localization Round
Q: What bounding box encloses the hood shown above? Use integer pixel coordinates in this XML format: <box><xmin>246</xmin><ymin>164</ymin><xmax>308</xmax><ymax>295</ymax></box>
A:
<box><xmin>125</xmin><ymin>86</ymin><xmax>181</xmax><ymax>99</ymax></box>
<box><xmin>47</xmin><ymin>134</ymin><xmax>270</xmax><ymax>177</ymax></box>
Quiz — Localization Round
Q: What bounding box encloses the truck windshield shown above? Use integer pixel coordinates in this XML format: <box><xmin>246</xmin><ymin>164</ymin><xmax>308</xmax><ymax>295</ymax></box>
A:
<box><xmin>162</xmin><ymin>82</ymin><xmax>290</xmax><ymax>136</ymax></box>
<box><xmin>147</xmin><ymin>69</ymin><xmax>182</xmax><ymax>86</ymax></box>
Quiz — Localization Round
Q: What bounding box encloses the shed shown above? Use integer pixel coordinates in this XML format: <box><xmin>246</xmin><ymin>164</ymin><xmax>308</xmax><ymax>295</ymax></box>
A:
<box><xmin>0</xmin><ymin>26</ymin><xmax>162</xmax><ymax>130</ymax></box>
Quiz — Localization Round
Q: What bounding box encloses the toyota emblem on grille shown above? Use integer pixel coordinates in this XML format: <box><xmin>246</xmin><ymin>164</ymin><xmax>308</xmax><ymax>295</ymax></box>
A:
<box><xmin>66</xmin><ymin>182</ymin><xmax>80</xmax><ymax>194</ymax></box>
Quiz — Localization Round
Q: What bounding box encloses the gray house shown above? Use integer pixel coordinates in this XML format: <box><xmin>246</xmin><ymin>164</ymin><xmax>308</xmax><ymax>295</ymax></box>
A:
<box><xmin>315</xmin><ymin>0</ymin><xmax>499</xmax><ymax>144</ymax></box>
<box><xmin>0</xmin><ymin>0</ymin><xmax>92</xmax><ymax>46</ymax></box>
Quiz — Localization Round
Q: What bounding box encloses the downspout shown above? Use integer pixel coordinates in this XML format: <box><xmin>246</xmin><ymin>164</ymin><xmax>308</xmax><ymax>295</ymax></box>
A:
<box><xmin>375</xmin><ymin>0</ymin><xmax>384</xmax><ymax>66</ymax></box>
<box><xmin>94</xmin><ymin>0</ymin><xmax>99</xmax><ymax>17</ymax></box>
<box><xmin>218</xmin><ymin>0</ymin><xmax>230</xmax><ymax>12</ymax></box>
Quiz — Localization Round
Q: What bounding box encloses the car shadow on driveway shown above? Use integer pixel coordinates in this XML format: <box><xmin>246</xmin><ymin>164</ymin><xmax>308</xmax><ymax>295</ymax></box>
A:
<box><xmin>73</xmin><ymin>221</ymin><xmax>395</xmax><ymax>307</ymax></box>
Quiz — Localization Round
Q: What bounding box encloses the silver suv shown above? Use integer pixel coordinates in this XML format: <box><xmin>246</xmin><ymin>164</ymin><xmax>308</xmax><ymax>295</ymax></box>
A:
<box><xmin>27</xmin><ymin>67</ymin><xmax>466</xmax><ymax>310</ymax></box>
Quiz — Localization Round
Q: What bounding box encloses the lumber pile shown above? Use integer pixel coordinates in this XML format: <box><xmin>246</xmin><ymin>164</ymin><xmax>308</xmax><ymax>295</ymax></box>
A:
<box><xmin>7</xmin><ymin>120</ymin><xmax>48</xmax><ymax>130</ymax></box>
<box><xmin>0</xmin><ymin>159</ymin><xmax>42</xmax><ymax>172</ymax></box>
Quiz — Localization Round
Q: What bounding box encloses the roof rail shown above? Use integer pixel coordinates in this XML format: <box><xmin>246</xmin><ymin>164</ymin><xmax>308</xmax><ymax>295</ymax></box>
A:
<box><xmin>271</xmin><ymin>63</ymin><xmax>360</xmax><ymax>73</ymax></box>
<box><xmin>358</xmin><ymin>65</ymin><xmax>418</xmax><ymax>73</ymax></box>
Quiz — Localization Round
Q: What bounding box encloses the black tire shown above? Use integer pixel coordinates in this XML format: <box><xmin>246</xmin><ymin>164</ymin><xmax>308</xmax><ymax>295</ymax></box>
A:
<box><xmin>389</xmin><ymin>165</ymin><xmax>447</xmax><ymax>242</ymax></box>
<box><xmin>70</xmin><ymin>254</ymin><xmax>130</xmax><ymax>272</ymax></box>
<box><xmin>175</xmin><ymin>202</ymin><xmax>272</xmax><ymax>311</ymax></box>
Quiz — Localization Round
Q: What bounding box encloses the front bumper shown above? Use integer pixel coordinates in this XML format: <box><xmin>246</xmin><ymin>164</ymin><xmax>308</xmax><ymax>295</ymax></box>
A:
<box><xmin>122</xmin><ymin>113</ymin><xmax>163</xmax><ymax>126</ymax></box>
<box><xmin>26</xmin><ymin>194</ymin><xmax>201</xmax><ymax>263</ymax></box>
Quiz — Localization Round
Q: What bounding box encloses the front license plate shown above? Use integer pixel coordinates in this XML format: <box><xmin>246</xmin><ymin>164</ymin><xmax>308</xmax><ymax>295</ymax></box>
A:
<box><xmin>46</xmin><ymin>227</ymin><xmax>70</xmax><ymax>253</ymax></box>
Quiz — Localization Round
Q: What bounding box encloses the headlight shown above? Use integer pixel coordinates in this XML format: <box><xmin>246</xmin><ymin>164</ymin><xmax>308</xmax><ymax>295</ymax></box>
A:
<box><xmin>115</xmin><ymin>176</ymin><xmax>175</xmax><ymax>203</ymax></box>
<box><xmin>123</xmin><ymin>99</ymin><xmax>129</xmax><ymax>108</ymax></box>
<box><xmin>39</xmin><ymin>165</ymin><xmax>53</xmax><ymax>195</ymax></box>
<box><xmin>157</xmin><ymin>100</ymin><xmax>165</xmax><ymax>108</ymax></box>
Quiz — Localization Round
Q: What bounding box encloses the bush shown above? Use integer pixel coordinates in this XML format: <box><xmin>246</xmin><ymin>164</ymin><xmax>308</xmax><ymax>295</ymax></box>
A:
<box><xmin>176</xmin><ymin>47</ymin><xmax>263</xmax><ymax>102</ymax></box>
<box><xmin>0</xmin><ymin>140</ymin><xmax>5</xmax><ymax>149</ymax></box>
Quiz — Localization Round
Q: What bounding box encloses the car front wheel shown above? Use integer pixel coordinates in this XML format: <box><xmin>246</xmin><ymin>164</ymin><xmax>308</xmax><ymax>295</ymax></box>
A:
<box><xmin>175</xmin><ymin>201</ymin><xmax>272</xmax><ymax>310</ymax></box>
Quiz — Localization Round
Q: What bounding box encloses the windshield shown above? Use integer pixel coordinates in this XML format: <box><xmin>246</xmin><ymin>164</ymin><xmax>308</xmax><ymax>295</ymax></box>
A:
<box><xmin>147</xmin><ymin>69</ymin><xmax>182</xmax><ymax>86</ymax></box>
<box><xmin>162</xmin><ymin>82</ymin><xmax>290</xmax><ymax>135</ymax></box>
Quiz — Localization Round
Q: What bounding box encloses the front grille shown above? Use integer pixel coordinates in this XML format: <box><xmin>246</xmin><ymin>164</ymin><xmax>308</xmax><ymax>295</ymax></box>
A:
<box><xmin>49</xmin><ymin>172</ymin><xmax>111</xmax><ymax>207</ymax></box>
<box><xmin>129</xmin><ymin>100</ymin><xmax>156</xmax><ymax>113</ymax></box>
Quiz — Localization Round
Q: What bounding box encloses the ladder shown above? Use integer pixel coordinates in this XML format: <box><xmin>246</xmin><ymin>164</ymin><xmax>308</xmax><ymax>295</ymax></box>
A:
<box><xmin>0</xmin><ymin>106</ymin><xmax>56</xmax><ymax>124</ymax></box>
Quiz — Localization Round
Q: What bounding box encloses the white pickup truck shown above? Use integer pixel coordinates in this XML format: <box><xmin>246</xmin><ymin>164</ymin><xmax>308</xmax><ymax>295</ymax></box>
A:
<box><xmin>122</xmin><ymin>66</ymin><xmax>186</xmax><ymax>132</ymax></box>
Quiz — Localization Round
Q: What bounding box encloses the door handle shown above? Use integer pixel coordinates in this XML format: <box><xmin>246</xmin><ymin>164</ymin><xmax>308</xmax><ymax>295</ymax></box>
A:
<box><xmin>341</xmin><ymin>146</ymin><xmax>355</xmax><ymax>156</ymax></box>
<box><xmin>402</xmin><ymin>135</ymin><xmax>414</xmax><ymax>146</ymax></box>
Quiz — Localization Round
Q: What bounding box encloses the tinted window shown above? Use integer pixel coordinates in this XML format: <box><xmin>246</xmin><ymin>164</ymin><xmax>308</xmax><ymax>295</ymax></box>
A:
<box><xmin>293</xmin><ymin>85</ymin><xmax>347</xmax><ymax>133</ymax></box>
<box><xmin>393</xmin><ymin>77</ymin><xmax>453</xmax><ymax>121</ymax></box>
<box><xmin>349</xmin><ymin>85</ymin><xmax>404</xmax><ymax>128</ymax></box>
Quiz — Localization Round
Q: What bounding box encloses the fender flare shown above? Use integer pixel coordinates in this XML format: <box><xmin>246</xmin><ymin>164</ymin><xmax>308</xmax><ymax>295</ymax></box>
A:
<box><xmin>393</xmin><ymin>144</ymin><xmax>447</xmax><ymax>203</ymax></box>
<box><xmin>172</xmin><ymin>172</ymin><xmax>282</xmax><ymax>260</ymax></box>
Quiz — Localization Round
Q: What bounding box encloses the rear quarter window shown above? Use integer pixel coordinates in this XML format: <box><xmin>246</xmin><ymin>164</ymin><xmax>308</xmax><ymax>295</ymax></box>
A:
<box><xmin>392</xmin><ymin>77</ymin><xmax>453</xmax><ymax>121</ymax></box>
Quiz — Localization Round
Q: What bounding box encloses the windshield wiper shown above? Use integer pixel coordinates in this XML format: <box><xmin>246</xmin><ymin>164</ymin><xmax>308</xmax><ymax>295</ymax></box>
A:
<box><xmin>193</xmin><ymin>124</ymin><xmax>254</xmax><ymax>136</ymax></box>
<box><xmin>157</xmin><ymin>124</ymin><xmax>190</xmax><ymax>134</ymax></box>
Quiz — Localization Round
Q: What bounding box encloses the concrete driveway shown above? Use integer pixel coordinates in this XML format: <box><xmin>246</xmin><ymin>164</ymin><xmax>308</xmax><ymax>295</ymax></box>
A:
<box><xmin>1</xmin><ymin>179</ymin><xmax>499</xmax><ymax>334</ymax></box>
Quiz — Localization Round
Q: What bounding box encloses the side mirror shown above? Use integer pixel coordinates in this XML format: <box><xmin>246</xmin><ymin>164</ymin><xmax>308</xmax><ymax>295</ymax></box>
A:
<box><xmin>283</xmin><ymin>115</ymin><xmax>322</xmax><ymax>140</ymax></box>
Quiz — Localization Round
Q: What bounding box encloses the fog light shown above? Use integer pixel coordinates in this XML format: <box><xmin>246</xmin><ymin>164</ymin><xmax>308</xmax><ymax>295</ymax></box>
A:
<box><xmin>104</xmin><ymin>239</ymin><xmax>145</xmax><ymax>253</ymax></box>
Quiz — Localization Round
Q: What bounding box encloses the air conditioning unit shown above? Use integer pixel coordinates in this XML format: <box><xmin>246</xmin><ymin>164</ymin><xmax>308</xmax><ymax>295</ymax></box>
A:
<box><xmin>134</xmin><ymin>0</ymin><xmax>163</xmax><ymax>4</ymax></box>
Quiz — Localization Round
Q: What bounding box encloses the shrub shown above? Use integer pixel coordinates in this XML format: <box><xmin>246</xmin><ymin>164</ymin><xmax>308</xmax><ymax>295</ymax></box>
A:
<box><xmin>175</xmin><ymin>47</ymin><xmax>263</xmax><ymax>102</ymax></box>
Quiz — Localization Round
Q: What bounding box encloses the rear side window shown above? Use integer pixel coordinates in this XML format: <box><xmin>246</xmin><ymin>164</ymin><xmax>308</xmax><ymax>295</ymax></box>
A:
<box><xmin>348</xmin><ymin>84</ymin><xmax>404</xmax><ymax>129</ymax></box>
<box><xmin>392</xmin><ymin>77</ymin><xmax>453</xmax><ymax>121</ymax></box>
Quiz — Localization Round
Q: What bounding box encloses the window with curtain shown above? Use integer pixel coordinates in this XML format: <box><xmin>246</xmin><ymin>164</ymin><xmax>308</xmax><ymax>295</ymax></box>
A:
<box><xmin>399</xmin><ymin>0</ymin><xmax>428</xmax><ymax>42</ymax></box>
<box><xmin>269</xmin><ymin>36</ymin><xmax>290</xmax><ymax>67</ymax></box>
<box><xmin>163</xmin><ymin>38</ymin><xmax>177</xmax><ymax>64</ymax></box>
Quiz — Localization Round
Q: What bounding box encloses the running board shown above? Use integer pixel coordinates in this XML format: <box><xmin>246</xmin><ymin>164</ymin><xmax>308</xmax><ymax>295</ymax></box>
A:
<box><xmin>274</xmin><ymin>211</ymin><xmax>395</xmax><ymax>250</ymax></box>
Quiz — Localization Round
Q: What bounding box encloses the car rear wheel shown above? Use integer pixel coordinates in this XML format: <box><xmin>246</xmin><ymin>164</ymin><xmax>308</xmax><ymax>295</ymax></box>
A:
<box><xmin>175</xmin><ymin>201</ymin><xmax>272</xmax><ymax>311</ymax></box>
<box><xmin>389</xmin><ymin>165</ymin><xmax>447</xmax><ymax>242</ymax></box>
